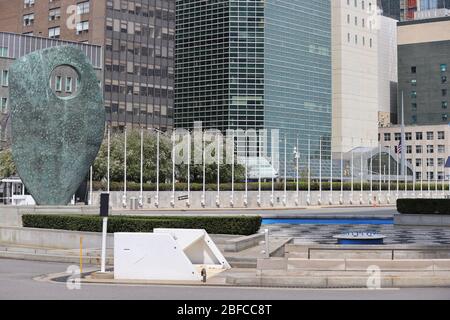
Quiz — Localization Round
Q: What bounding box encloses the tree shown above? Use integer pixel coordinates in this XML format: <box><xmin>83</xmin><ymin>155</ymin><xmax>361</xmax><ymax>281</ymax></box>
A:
<box><xmin>93</xmin><ymin>130</ymin><xmax>172</xmax><ymax>184</ymax></box>
<box><xmin>0</xmin><ymin>148</ymin><xmax>16</xmax><ymax>178</ymax></box>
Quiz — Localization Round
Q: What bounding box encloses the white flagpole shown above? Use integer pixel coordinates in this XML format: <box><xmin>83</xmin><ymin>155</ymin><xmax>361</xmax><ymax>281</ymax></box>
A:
<box><xmin>231</xmin><ymin>130</ymin><xmax>235</xmax><ymax>207</ymax></box>
<box><xmin>351</xmin><ymin>146</ymin><xmax>354</xmax><ymax>205</ymax></box>
<box><xmin>369</xmin><ymin>145</ymin><xmax>373</xmax><ymax>205</ymax></box>
<box><xmin>435</xmin><ymin>154</ymin><xmax>438</xmax><ymax>198</ymax></box>
<box><xmin>171</xmin><ymin>131</ymin><xmax>175</xmax><ymax>208</ymax></box>
<box><xmin>412</xmin><ymin>154</ymin><xmax>416</xmax><ymax>198</ymax></box>
<box><xmin>89</xmin><ymin>166</ymin><xmax>93</xmax><ymax>205</ymax></box>
<box><xmin>329</xmin><ymin>142</ymin><xmax>333</xmax><ymax>205</ymax></box>
<box><xmin>307</xmin><ymin>138</ymin><xmax>311</xmax><ymax>205</ymax></box>
<box><xmin>155</xmin><ymin>130</ymin><xmax>160</xmax><ymax>207</ymax></box>
<box><xmin>378</xmin><ymin>142</ymin><xmax>382</xmax><ymax>203</ymax></box>
<box><xmin>442</xmin><ymin>160</ymin><xmax>446</xmax><ymax>197</ymax></box>
<box><xmin>296</xmin><ymin>137</ymin><xmax>299</xmax><ymax>206</ymax></box>
<box><xmin>139</xmin><ymin>128</ymin><xmax>143</xmax><ymax>208</ymax></box>
<box><xmin>340</xmin><ymin>149</ymin><xmax>343</xmax><ymax>205</ymax></box>
<box><xmin>388</xmin><ymin>146</ymin><xmax>391</xmax><ymax>203</ymax></box>
<box><xmin>244</xmin><ymin>131</ymin><xmax>248</xmax><ymax>207</ymax></box>
<box><xmin>271</xmin><ymin>134</ymin><xmax>275</xmax><ymax>207</ymax></box>
<box><xmin>107</xmin><ymin>126</ymin><xmax>110</xmax><ymax>194</ymax></box>
<box><xmin>420</xmin><ymin>155</ymin><xmax>423</xmax><ymax>198</ymax></box>
<box><xmin>258</xmin><ymin>131</ymin><xmax>261</xmax><ymax>207</ymax></box>
<box><xmin>187</xmin><ymin>130</ymin><xmax>191</xmax><ymax>207</ymax></box>
<box><xmin>283</xmin><ymin>135</ymin><xmax>287</xmax><ymax>206</ymax></box>
<box><xmin>216</xmin><ymin>132</ymin><xmax>220</xmax><ymax>207</ymax></box>
<box><xmin>360</xmin><ymin>139</ymin><xmax>363</xmax><ymax>205</ymax></box>
<box><xmin>201</xmin><ymin>131</ymin><xmax>206</xmax><ymax>207</ymax></box>
<box><xmin>396</xmin><ymin>151</ymin><xmax>399</xmax><ymax>200</ymax></box>
<box><xmin>428</xmin><ymin>158</ymin><xmax>431</xmax><ymax>198</ymax></box>
<box><xmin>122</xmin><ymin>127</ymin><xmax>127</xmax><ymax>208</ymax></box>
<box><xmin>318</xmin><ymin>137</ymin><xmax>322</xmax><ymax>205</ymax></box>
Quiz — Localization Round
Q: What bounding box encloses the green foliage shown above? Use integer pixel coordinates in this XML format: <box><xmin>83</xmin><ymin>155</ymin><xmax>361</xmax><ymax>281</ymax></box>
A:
<box><xmin>397</xmin><ymin>199</ymin><xmax>450</xmax><ymax>215</ymax></box>
<box><xmin>0</xmin><ymin>148</ymin><xmax>16</xmax><ymax>178</ymax></box>
<box><xmin>93</xmin><ymin>129</ymin><xmax>246</xmax><ymax>184</ymax></box>
<box><xmin>22</xmin><ymin>214</ymin><xmax>262</xmax><ymax>236</ymax></box>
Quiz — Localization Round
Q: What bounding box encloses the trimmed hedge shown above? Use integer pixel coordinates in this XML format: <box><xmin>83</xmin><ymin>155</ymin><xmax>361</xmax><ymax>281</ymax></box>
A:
<box><xmin>397</xmin><ymin>199</ymin><xmax>450</xmax><ymax>215</ymax></box>
<box><xmin>22</xmin><ymin>214</ymin><xmax>262</xmax><ymax>236</ymax></box>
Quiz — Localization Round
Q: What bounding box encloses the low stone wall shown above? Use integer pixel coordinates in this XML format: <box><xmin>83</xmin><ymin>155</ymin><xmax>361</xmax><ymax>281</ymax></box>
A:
<box><xmin>0</xmin><ymin>206</ymin><xmax>99</xmax><ymax>227</ymax></box>
<box><xmin>0</xmin><ymin>226</ymin><xmax>113</xmax><ymax>249</ymax></box>
<box><xmin>93</xmin><ymin>190</ymin><xmax>432</xmax><ymax>210</ymax></box>
<box><xmin>394</xmin><ymin>214</ymin><xmax>450</xmax><ymax>227</ymax></box>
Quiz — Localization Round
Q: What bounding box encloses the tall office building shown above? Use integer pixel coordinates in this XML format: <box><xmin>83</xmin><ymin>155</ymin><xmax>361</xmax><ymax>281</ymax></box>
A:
<box><xmin>0</xmin><ymin>0</ymin><xmax>175</xmax><ymax>131</ymax></box>
<box><xmin>397</xmin><ymin>17</ymin><xmax>450</xmax><ymax>125</ymax></box>
<box><xmin>378</xmin><ymin>0</ymin><xmax>401</xmax><ymax>20</ymax></box>
<box><xmin>400</xmin><ymin>0</ymin><xmax>450</xmax><ymax>21</ymax></box>
<box><xmin>332</xmin><ymin>0</ymin><xmax>380</xmax><ymax>153</ymax></box>
<box><xmin>175</xmin><ymin>0</ymin><xmax>332</xmax><ymax>176</ymax></box>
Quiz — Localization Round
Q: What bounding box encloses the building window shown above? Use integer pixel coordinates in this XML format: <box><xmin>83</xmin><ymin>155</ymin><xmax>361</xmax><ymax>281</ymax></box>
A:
<box><xmin>443</xmin><ymin>114</ymin><xmax>448</xmax><ymax>122</ymax></box>
<box><xmin>49</xmin><ymin>27</ymin><xmax>60</xmax><ymax>39</ymax></box>
<box><xmin>1</xmin><ymin>70</ymin><xmax>8</xmax><ymax>87</ymax></box>
<box><xmin>412</xmin><ymin>115</ymin><xmax>417</xmax><ymax>123</ymax></box>
<box><xmin>0</xmin><ymin>97</ymin><xmax>7</xmax><ymax>113</ymax></box>
<box><xmin>427</xmin><ymin>131</ymin><xmax>434</xmax><ymax>140</ymax></box>
<box><xmin>77</xmin><ymin>1</ymin><xmax>90</xmax><ymax>15</ymax></box>
<box><xmin>65</xmin><ymin>77</ymin><xmax>73</xmax><ymax>93</ymax></box>
<box><xmin>427</xmin><ymin>158</ymin><xmax>434</xmax><ymax>167</ymax></box>
<box><xmin>55</xmin><ymin>76</ymin><xmax>62</xmax><ymax>92</ymax></box>
<box><xmin>23</xmin><ymin>13</ymin><xmax>34</xmax><ymax>26</ymax></box>
<box><xmin>438</xmin><ymin>131</ymin><xmax>445</xmax><ymax>140</ymax></box>
<box><xmin>0</xmin><ymin>47</ymin><xmax>8</xmax><ymax>58</ymax></box>
<box><xmin>443</xmin><ymin>76</ymin><xmax>448</xmax><ymax>84</ymax></box>
<box><xmin>394</xmin><ymin>133</ymin><xmax>401</xmax><ymax>141</ymax></box>
<box><xmin>411</xmin><ymin>91</ymin><xmax>417</xmax><ymax>99</ymax></box>
<box><xmin>438</xmin><ymin>158</ymin><xmax>445</xmax><ymax>167</ymax></box>
<box><xmin>438</xmin><ymin>145</ymin><xmax>445</xmax><ymax>153</ymax></box>
<box><xmin>416</xmin><ymin>132</ymin><xmax>423</xmax><ymax>140</ymax></box>
<box><xmin>49</xmin><ymin>8</ymin><xmax>61</xmax><ymax>21</ymax></box>
<box><xmin>416</xmin><ymin>145</ymin><xmax>423</xmax><ymax>154</ymax></box>
<box><xmin>441</xmin><ymin>64</ymin><xmax>448</xmax><ymax>72</ymax></box>
<box><xmin>411</xmin><ymin>103</ymin><xmax>417</xmax><ymax>110</ymax></box>
<box><xmin>405</xmin><ymin>132</ymin><xmax>412</xmax><ymax>140</ymax></box>
<box><xmin>411</xmin><ymin>66</ymin><xmax>416</xmax><ymax>74</ymax></box>
<box><xmin>427</xmin><ymin>145</ymin><xmax>434</xmax><ymax>154</ymax></box>
<box><xmin>444</xmin><ymin>89</ymin><xmax>448</xmax><ymax>97</ymax></box>
<box><xmin>411</xmin><ymin>79</ymin><xmax>417</xmax><ymax>86</ymax></box>
<box><xmin>443</xmin><ymin>101</ymin><xmax>448</xmax><ymax>109</ymax></box>
<box><xmin>76</xmin><ymin>21</ymin><xmax>89</xmax><ymax>35</ymax></box>
<box><xmin>24</xmin><ymin>0</ymin><xmax>34</xmax><ymax>8</ymax></box>
<box><xmin>384</xmin><ymin>133</ymin><xmax>391</xmax><ymax>141</ymax></box>
<box><xmin>347</xmin><ymin>14</ymin><xmax>350</xmax><ymax>24</ymax></box>
<box><xmin>416</xmin><ymin>159</ymin><xmax>422</xmax><ymax>167</ymax></box>
<box><xmin>406</xmin><ymin>145</ymin><xmax>412</xmax><ymax>154</ymax></box>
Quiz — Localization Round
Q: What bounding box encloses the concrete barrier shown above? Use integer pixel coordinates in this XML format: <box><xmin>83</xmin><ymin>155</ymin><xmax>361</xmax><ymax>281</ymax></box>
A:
<box><xmin>0</xmin><ymin>206</ymin><xmax>100</xmax><ymax>227</ymax></box>
<box><xmin>0</xmin><ymin>226</ymin><xmax>113</xmax><ymax>249</ymax></box>
<box><xmin>394</xmin><ymin>214</ymin><xmax>450</xmax><ymax>227</ymax></box>
<box><xmin>224</xmin><ymin>233</ymin><xmax>265</xmax><ymax>252</ymax></box>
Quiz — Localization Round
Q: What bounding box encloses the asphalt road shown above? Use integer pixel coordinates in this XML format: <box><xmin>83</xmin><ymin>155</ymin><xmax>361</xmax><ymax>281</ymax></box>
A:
<box><xmin>1</xmin><ymin>259</ymin><xmax>450</xmax><ymax>300</ymax></box>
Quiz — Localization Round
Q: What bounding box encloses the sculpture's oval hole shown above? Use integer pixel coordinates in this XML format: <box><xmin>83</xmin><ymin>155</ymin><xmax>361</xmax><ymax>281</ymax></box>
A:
<box><xmin>49</xmin><ymin>65</ymin><xmax>80</xmax><ymax>99</ymax></box>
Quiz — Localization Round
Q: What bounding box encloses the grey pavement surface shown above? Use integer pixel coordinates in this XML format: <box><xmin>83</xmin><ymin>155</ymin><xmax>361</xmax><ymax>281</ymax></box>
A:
<box><xmin>1</xmin><ymin>259</ymin><xmax>450</xmax><ymax>300</ymax></box>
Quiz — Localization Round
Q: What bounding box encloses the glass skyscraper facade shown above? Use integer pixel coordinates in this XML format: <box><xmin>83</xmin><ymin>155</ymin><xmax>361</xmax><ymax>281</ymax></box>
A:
<box><xmin>175</xmin><ymin>0</ymin><xmax>331</xmax><ymax>176</ymax></box>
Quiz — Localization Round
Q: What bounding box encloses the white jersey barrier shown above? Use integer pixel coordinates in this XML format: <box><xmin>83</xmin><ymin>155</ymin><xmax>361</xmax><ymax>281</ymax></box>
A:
<box><xmin>114</xmin><ymin>229</ymin><xmax>231</xmax><ymax>281</ymax></box>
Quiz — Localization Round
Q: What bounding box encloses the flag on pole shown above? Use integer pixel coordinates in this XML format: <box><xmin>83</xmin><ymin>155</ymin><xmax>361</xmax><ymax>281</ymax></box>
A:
<box><xmin>395</xmin><ymin>140</ymin><xmax>402</xmax><ymax>154</ymax></box>
<box><xmin>445</xmin><ymin>157</ymin><xmax>450</xmax><ymax>168</ymax></box>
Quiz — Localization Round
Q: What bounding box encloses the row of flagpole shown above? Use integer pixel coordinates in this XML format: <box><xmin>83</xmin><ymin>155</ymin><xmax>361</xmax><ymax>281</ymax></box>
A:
<box><xmin>86</xmin><ymin>126</ymin><xmax>450</xmax><ymax>208</ymax></box>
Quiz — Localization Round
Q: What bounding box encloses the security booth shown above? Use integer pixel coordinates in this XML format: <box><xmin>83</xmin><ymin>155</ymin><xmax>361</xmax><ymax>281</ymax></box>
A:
<box><xmin>0</xmin><ymin>176</ymin><xmax>35</xmax><ymax>205</ymax></box>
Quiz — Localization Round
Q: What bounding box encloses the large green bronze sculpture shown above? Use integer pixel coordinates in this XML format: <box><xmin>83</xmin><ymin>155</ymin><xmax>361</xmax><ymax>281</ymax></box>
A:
<box><xmin>9</xmin><ymin>46</ymin><xmax>105</xmax><ymax>205</ymax></box>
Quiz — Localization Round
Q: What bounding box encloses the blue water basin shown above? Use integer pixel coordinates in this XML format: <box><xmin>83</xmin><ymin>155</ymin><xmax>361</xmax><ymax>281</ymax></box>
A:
<box><xmin>262</xmin><ymin>218</ymin><xmax>393</xmax><ymax>225</ymax></box>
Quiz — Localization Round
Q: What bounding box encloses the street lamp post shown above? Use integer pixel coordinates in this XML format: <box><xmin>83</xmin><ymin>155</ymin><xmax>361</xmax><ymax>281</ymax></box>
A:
<box><xmin>294</xmin><ymin>137</ymin><xmax>299</xmax><ymax>206</ymax></box>
<box><xmin>122</xmin><ymin>127</ymin><xmax>127</xmax><ymax>208</ymax></box>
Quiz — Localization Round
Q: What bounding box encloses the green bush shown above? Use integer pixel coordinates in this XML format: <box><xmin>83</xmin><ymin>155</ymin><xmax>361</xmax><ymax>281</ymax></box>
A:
<box><xmin>22</xmin><ymin>214</ymin><xmax>262</xmax><ymax>236</ymax></box>
<box><xmin>397</xmin><ymin>199</ymin><xmax>450</xmax><ymax>215</ymax></box>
